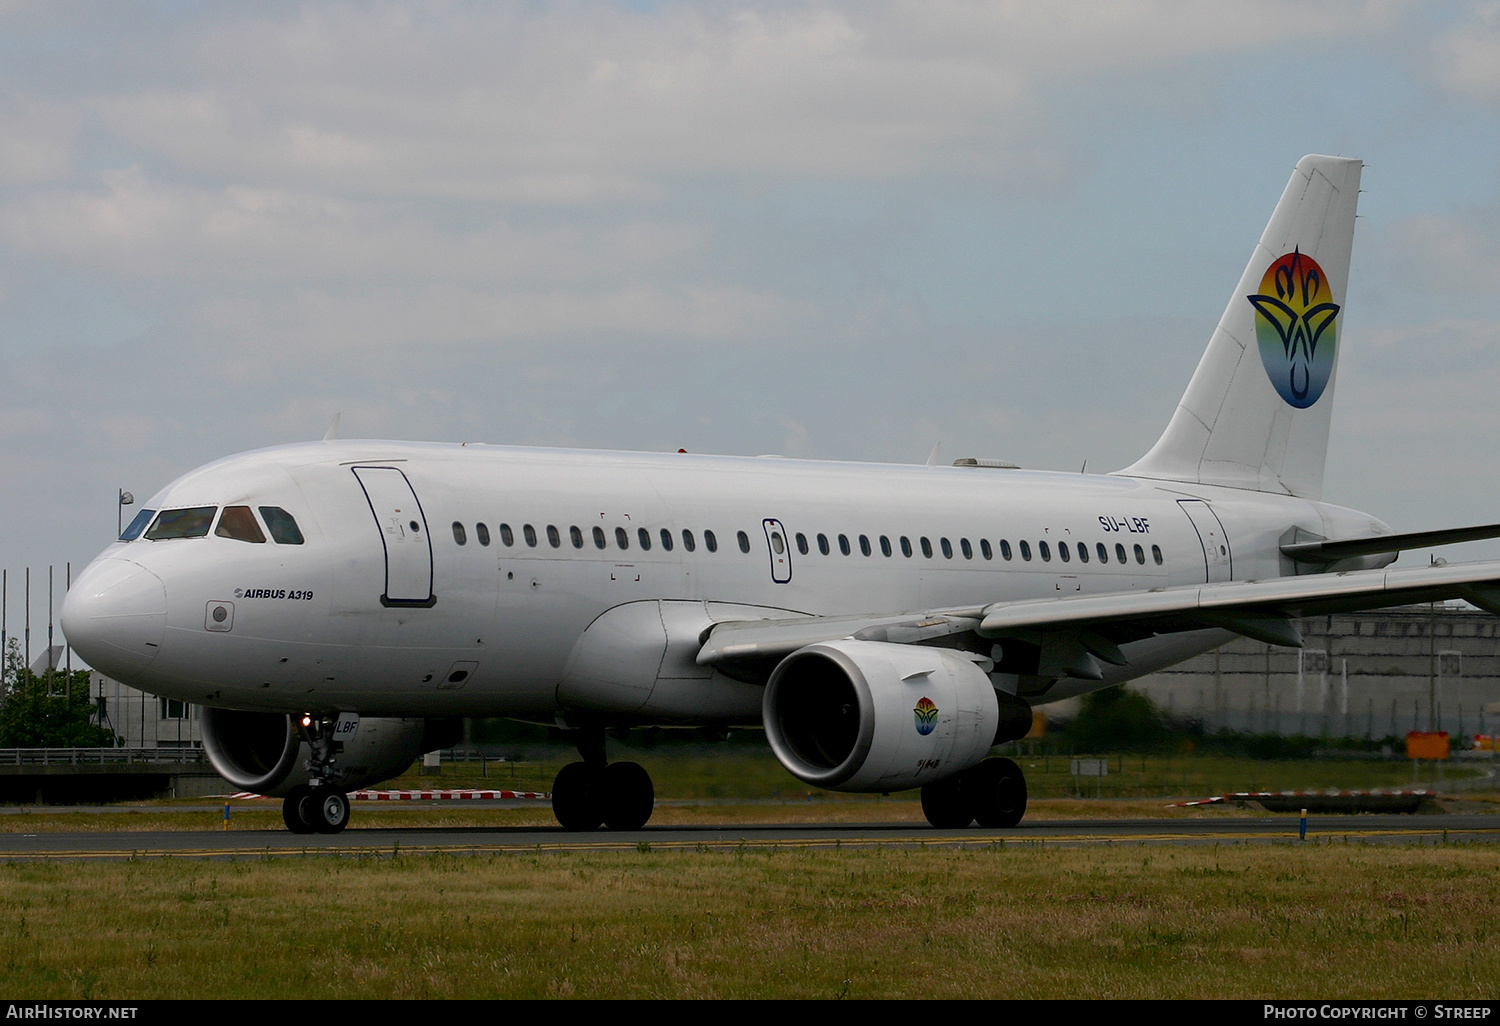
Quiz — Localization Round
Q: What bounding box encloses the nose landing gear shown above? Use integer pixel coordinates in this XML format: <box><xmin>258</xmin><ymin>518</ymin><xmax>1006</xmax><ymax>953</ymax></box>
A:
<box><xmin>282</xmin><ymin>784</ymin><xmax>352</xmax><ymax>834</ymax></box>
<box><xmin>281</xmin><ymin>712</ymin><xmax>352</xmax><ymax>834</ymax></box>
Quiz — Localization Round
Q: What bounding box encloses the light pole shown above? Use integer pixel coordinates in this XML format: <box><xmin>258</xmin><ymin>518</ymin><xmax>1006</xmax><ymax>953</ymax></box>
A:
<box><xmin>117</xmin><ymin>489</ymin><xmax>134</xmax><ymax>538</ymax></box>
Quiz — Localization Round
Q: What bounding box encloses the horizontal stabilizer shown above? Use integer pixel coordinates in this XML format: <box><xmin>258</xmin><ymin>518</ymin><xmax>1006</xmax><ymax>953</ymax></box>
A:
<box><xmin>977</xmin><ymin>558</ymin><xmax>1500</xmax><ymax>636</ymax></box>
<box><xmin>1282</xmin><ymin>522</ymin><xmax>1500</xmax><ymax>563</ymax></box>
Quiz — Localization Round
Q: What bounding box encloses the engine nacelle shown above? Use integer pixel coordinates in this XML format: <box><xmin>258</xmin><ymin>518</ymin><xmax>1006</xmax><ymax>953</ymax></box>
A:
<box><xmin>763</xmin><ymin>640</ymin><xmax>1002</xmax><ymax>793</ymax></box>
<box><xmin>201</xmin><ymin>708</ymin><xmax>452</xmax><ymax>796</ymax></box>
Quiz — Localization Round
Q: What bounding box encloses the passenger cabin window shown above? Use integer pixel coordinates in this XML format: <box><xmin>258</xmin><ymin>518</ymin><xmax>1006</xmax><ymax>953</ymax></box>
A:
<box><xmin>523</xmin><ymin>524</ymin><xmax>538</xmax><ymax>547</ymax></box>
<box><xmin>146</xmin><ymin>507</ymin><xmax>217</xmax><ymax>541</ymax></box>
<box><xmin>500</xmin><ymin>523</ymin><xmax>514</xmax><ymax>546</ymax></box>
<box><xmin>980</xmin><ymin>539</ymin><xmax>992</xmax><ymax>560</ymax></box>
<box><xmin>1134</xmin><ymin>544</ymin><xmax>1146</xmax><ymax>564</ymax></box>
<box><xmin>920</xmin><ymin>537</ymin><xmax>933</xmax><ymax>558</ymax></box>
<box><xmin>660</xmin><ymin>528</ymin><xmax>674</xmax><ymax>552</ymax></box>
<box><xmin>546</xmin><ymin>525</ymin><xmax>560</xmax><ymax>548</ymax></box>
<box><xmin>1077</xmin><ymin>542</ymin><xmax>1088</xmax><ymax>563</ymax></box>
<box><xmin>571</xmin><ymin>526</ymin><xmax>584</xmax><ymax>548</ymax></box>
<box><xmin>704</xmin><ymin>530</ymin><xmax>718</xmax><ymax>553</ymax></box>
<box><xmin>476</xmin><ymin>523</ymin><xmax>490</xmax><ymax>546</ymax></box>
<box><xmin>638</xmin><ymin>528</ymin><xmax>652</xmax><ymax>551</ymax></box>
<box><xmin>737</xmin><ymin>530</ymin><xmax>750</xmax><ymax>554</ymax></box>
<box><xmin>859</xmin><ymin>535</ymin><xmax>871</xmax><ymax>557</ymax></box>
<box><xmin>795</xmin><ymin>533</ymin><xmax>808</xmax><ymax>555</ymax></box>
<box><xmin>120</xmin><ymin>508</ymin><xmax>156</xmax><ymax>541</ymax></box>
<box><xmin>901</xmin><ymin>536</ymin><xmax>913</xmax><ymax>558</ymax></box>
<box><xmin>616</xmin><ymin>527</ymin><xmax>629</xmax><ymax>550</ymax></box>
<box><xmin>879</xmin><ymin>535</ymin><xmax>892</xmax><ymax>557</ymax></box>
<box><xmin>1019</xmin><ymin>540</ymin><xmax>1031</xmax><ymax>561</ymax></box>
<box><xmin>682</xmin><ymin>529</ymin><xmax>696</xmax><ymax>552</ymax></box>
<box><xmin>259</xmin><ymin>507</ymin><xmax>305</xmax><ymax>545</ymax></box>
<box><xmin>1152</xmin><ymin>544</ymin><xmax>1163</xmax><ymax>565</ymax></box>
<box><xmin>838</xmin><ymin>534</ymin><xmax>851</xmax><ymax>556</ymax></box>
<box><xmin>940</xmin><ymin>538</ymin><xmax>952</xmax><ymax>559</ymax></box>
<box><xmin>1115</xmin><ymin>543</ymin><xmax>1127</xmax><ymax>564</ymax></box>
<box><xmin>452</xmin><ymin>522</ymin><xmax>467</xmax><ymax>545</ymax></box>
<box><xmin>960</xmin><ymin>539</ymin><xmax>972</xmax><ymax>560</ymax></box>
<box><xmin>216</xmin><ymin>506</ymin><xmax>266</xmax><ymax>544</ymax></box>
<box><xmin>817</xmin><ymin>533</ymin><xmax>829</xmax><ymax>555</ymax></box>
<box><xmin>1000</xmin><ymin>540</ymin><xmax>1012</xmax><ymax>561</ymax></box>
<box><xmin>1058</xmin><ymin>541</ymin><xmax>1070</xmax><ymax>563</ymax></box>
<box><xmin>593</xmin><ymin>526</ymin><xmax>607</xmax><ymax>549</ymax></box>
<box><xmin>1097</xmin><ymin>542</ymin><xmax>1109</xmax><ymax>563</ymax></box>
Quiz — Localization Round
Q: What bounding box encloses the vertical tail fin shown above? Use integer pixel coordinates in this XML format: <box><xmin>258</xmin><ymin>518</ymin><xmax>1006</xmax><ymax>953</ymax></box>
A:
<box><xmin>1117</xmin><ymin>155</ymin><xmax>1362</xmax><ymax>499</ymax></box>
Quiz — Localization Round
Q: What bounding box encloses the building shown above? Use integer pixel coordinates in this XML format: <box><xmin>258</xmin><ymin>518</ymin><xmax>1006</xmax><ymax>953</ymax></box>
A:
<box><xmin>92</xmin><ymin>672</ymin><xmax>202</xmax><ymax>749</ymax></box>
<box><xmin>1129</xmin><ymin>604</ymin><xmax>1500</xmax><ymax>739</ymax></box>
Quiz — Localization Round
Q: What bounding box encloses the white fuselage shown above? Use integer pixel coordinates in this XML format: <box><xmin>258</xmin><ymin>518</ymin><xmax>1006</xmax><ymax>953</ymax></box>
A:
<box><xmin>61</xmin><ymin>439</ymin><xmax>1389</xmax><ymax>723</ymax></box>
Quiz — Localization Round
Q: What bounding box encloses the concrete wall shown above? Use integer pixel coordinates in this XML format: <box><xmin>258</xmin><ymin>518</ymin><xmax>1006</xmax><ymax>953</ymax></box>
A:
<box><xmin>1129</xmin><ymin>604</ymin><xmax>1500</xmax><ymax>738</ymax></box>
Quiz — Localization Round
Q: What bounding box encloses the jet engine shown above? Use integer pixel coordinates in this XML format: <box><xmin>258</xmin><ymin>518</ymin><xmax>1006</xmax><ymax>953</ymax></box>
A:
<box><xmin>201</xmin><ymin>708</ymin><xmax>457</xmax><ymax>796</ymax></box>
<box><xmin>763</xmin><ymin>640</ymin><xmax>1024</xmax><ymax>793</ymax></box>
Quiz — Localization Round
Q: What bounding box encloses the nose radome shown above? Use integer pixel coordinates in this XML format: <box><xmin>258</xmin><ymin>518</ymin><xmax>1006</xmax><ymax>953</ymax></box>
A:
<box><xmin>60</xmin><ymin>558</ymin><xmax>167</xmax><ymax>683</ymax></box>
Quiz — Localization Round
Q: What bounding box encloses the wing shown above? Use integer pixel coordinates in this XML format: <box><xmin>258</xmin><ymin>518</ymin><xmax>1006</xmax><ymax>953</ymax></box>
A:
<box><xmin>697</xmin><ymin>558</ymin><xmax>1500</xmax><ymax>682</ymax></box>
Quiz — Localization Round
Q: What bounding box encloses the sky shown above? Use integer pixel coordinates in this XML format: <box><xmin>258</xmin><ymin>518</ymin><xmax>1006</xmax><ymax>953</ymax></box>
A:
<box><xmin>5</xmin><ymin>0</ymin><xmax>1500</xmax><ymax>620</ymax></box>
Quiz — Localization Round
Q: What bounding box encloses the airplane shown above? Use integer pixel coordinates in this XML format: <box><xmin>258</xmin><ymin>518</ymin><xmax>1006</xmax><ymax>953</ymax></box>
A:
<box><xmin>60</xmin><ymin>154</ymin><xmax>1500</xmax><ymax>835</ymax></box>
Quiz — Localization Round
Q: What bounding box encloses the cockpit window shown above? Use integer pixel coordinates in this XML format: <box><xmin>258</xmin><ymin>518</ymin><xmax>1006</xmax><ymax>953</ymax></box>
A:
<box><xmin>119</xmin><ymin>508</ymin><xmax>156</xmax><ymax>542</ymax></box>
<box><xmin>215</xmin><ymin>506</ymin><xmax>266</xmax><ymax>544</ymax></box>
<box><xmin>145</xmin><ymin>507</ymin><xmax>217</xmax><ymax>540</ymax></box>
<box><xmin>259</xmin><ymin>507</ymin><xmax>305</xmax><ymax>545</ymax></box>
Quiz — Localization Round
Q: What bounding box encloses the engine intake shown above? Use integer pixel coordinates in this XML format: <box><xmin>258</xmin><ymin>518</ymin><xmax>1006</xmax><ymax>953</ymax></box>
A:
<box><xmin>763</xmin><ymin>640</ymin><xmax>1004</xmax><ymax>792</ymax></box>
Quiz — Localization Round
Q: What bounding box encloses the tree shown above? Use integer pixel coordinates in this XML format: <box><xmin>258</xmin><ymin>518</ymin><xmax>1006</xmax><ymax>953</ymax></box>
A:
<box><xmin>1063</xmin><ymin>684</ymin><xmax>1174</xmax><ymax>753</ymax></box>
<box><xmin>0</xmin><ymin>639</ymin><xmax>116</xmax><ymax>748</ymax></box>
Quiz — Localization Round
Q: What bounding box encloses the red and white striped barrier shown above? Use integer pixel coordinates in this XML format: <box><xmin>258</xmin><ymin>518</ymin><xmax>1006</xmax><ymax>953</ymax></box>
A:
<box><xmin>355</xmin><ymin>788</ymin><xmax>548</xmax><ymax>801</ymax></box>
<box><xmin>1171</xmin><ymin>789</ymin><xmax>1433</xmax><ymax>807</ymax></box>
<box><xmin>230</xmin><ymin>788</ymin><xmax>549</xmax><ymax>801</ymax></box>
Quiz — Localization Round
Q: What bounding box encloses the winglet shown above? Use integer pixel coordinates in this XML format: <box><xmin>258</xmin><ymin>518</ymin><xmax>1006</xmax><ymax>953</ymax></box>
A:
<box><xmin>322</xmin><ymin>413</ymin><xmax>341</xmax><ymax>442</ymax></box>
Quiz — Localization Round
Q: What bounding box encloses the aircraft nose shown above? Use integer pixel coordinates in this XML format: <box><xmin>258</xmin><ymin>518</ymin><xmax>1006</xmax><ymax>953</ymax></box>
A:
<box><xmin>60</xmin><ymin>558</ymin><xmax>167</xmax><ymax>682</ymax></box>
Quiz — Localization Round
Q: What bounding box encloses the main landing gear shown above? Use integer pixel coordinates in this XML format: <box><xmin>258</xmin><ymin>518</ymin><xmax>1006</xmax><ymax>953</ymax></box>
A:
<box><xmin>919</xmin><ymin>756</ymin><xmax>1028</xmax><ymax>829</ymax></box>
<box><xmin>550</xmin><ymin>728</ymin><xmax>655</xmax><ymax>831</ymax></box>
<box><xmin>282</xmin><ymin>712</ymin><xmax>351</xmax><ymax>835</ymax></box>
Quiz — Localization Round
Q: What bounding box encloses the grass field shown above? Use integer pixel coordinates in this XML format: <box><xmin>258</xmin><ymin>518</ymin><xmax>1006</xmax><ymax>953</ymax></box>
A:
<box><xmin>2</xmin><ymin>751</ymin><xmax>1496</xmax><ymax>999</ymax></box>
<box><xmin>2</xmin><ymin>841</ymin><xmax>1497</xmax><ymax>999</ymax></box>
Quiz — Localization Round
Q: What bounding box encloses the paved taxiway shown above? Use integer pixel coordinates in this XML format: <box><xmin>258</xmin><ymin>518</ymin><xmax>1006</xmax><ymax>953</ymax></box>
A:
<box><xmin>3</xmin><ymin>814</ymin><xmax>1498</xmax><ymax>860</ymax></box>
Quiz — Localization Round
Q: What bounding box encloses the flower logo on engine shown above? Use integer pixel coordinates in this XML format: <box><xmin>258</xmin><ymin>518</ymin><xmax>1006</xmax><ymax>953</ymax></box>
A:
<box><xmin>913</xmin><ymin>697</ymin><xmax>938</xmax><ymax>735</ymax></box>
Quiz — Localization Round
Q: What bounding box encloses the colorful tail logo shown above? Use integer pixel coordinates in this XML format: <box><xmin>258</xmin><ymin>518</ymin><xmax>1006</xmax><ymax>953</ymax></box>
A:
<box><xmin>914</xmin><ymin>697</ymin><xmax>938</xmax><ymax>735</ymax></box>
<box><xmin>1247</xmin><ymin>248</ymin><xmax>1340</xmax><ymax>408</ymax></box>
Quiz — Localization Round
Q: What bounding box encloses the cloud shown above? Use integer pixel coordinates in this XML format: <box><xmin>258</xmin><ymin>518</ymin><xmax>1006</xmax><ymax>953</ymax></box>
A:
<box><xmin>191</xmin><ymin>281</ymin><xmax>821</xmax><ymax>360</ymax></box>
<box><xmin>0</xmin><ymin>91</ymin><xmax>76</xmax><ymax>185</ymax></box>
<box><xmin>1</xmin><ymin>165</ymin><xmax>706</xmax><ymax>285</ymax></box>
<box><xmin>1381</xmin><ymin>207</ymin><xmax>1500</xmax><ymax>294</ymax></box>
<box><xmin>1429</xmin><ymin>2</ymin><xmax>1500</xmax><ymax>103</ymax></box>
<box><xmin>70</xmin><ymin>1</ymin><xmax>1399</xmax><ymax>199</ymax></box>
